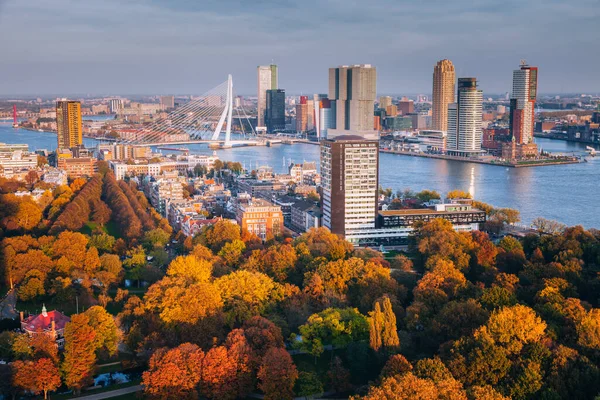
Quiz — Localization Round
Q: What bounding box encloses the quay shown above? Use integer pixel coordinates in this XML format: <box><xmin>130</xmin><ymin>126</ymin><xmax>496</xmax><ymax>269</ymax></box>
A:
<box><xmin>379</xmin><ymin>148</ymin><xmax>580</xmax><ymax>168</ymax></box>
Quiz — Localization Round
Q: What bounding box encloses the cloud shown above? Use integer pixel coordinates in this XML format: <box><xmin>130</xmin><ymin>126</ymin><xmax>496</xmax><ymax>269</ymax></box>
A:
<box><xmin>0</xmin><ymin>0</ymin><xmax>598</xmax><ymax>95</ymax></box>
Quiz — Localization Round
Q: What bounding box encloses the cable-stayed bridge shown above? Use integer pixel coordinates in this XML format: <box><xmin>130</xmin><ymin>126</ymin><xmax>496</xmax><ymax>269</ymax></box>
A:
<box><xmin>119</xmin><ymin>75</ymin><xmax>260</xmax><ymax>148</ymax></box>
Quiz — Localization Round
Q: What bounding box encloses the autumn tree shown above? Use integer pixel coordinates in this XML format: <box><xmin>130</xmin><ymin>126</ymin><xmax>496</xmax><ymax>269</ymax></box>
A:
<box><xmin>144</xmin><ymin>277</ymin><xmax>223</xmax><ymax>324</ymax></box>
<box><xmin>258</xmin><ymin>347</ymin><xmax>298</xmax><ymax>400</ymax></box>
<box><xmin>200</xmin><ymin>345</ymin><xmax>239</xmax><ymax>400</ymax></box>
<box><xmin>216</xmin><ymin>270</ymin><xmax>285</xmax><ymax>325</ymax></box>
<box><xmin>166</xmin><ymin>255</ymin><xmax>213</xmax><ymax>283</ymax></box>
<box><xmin>447</xmin><ymin>189</ymin><xmax>472</xmax><ymax>199</ymax></box>
<box><xmin>61</xmin><ymin>313</ymin><xmax>97</xmax><ymax>395</ymax></box>
<box><xmin>13</xmin><ymin>358</ymin><xmax>61</xmax><ymax>400</ymax></box>
<box><xmin>204</xmin><ymin>220</ymin><xmax>241</xmax><ymax>252</ymax></box>
<box><xmin>85</xmin><ymin>306</ymin><xmax>119</xmax><ymax>357</ymax></box>
<box><xmin>142</xmin><ymin>343</ymin><xmax>204</xmax><ymax>399</ymax></box>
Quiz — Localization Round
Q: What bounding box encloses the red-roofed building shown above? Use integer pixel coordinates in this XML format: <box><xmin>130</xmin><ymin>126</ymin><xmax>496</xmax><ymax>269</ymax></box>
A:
<box><xmin>20</xmin><ymin>305</ymin><xmax>70</xmax><ymax>348</ymax></box>
<box><xmin>181</xmin><ymin>216</ymin><xmax>222</xmax><ymax>237</ymax></box>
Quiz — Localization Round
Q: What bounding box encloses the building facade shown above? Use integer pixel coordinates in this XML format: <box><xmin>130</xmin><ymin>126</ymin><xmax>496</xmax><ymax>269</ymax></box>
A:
<box><xmin>327</xmin><ymin>64</ymin><xmax>377</xmax><ymax>137</ymax></box>
<box><xmin>296</xmin><ymin>96</ymin><xmax>309</xmax><ymax>132</ymax></box>
<box><xmin>432</xmin><ymin>59</ymin><xmax>455</xmax><ymax>132</ymax></box>
<box><xmin>56</xmin><ymin>100</ymin><xmax>82</xmax><ymax>149</ymax></box>
<box><xmin>321</xmin><ymin>136</ymin><xmax>379</xmax><ymax>237</ymax></box>
<box><xmin>510</xmin><ymin>62</ymin><xmax>538</xmax><ymax>144</ymax></box>
<box><xmin>447</xmin><ymin>78</ymin><xmax>483</xmax><ymax>157</ymax></box>
<box><xmin>266</xmin><ymin>89</ymin><xmax>286</xmax><ymax>133</ymax></box>
<box><xmin>236</xmin><ymin>198</ymin><xmax>283</xmax><ymax>240</ymax></box>
<box><xmin>160</xmin><ymin>95</ymin><xmax>175</xmax><ymax>110</ymax></box>
<box><xmin>257</xmin><ymin>64</ymin><xmax>278</xmax><ymax>128</ymax></box>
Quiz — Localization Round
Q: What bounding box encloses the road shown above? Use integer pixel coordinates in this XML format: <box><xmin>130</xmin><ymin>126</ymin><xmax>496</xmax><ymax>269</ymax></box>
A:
<box><xmin>76</xmin><ymin>385</ymin><xmax>142</xmax><ymax>400</ymax></box>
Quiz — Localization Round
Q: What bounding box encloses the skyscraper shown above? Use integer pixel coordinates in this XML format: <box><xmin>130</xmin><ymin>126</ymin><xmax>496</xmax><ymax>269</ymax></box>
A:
<box><xmin>56</xmin><ymin>100</ymin><xmax>82</xmax><ymax>149</ymax></box>
<box><xmin>379</xmin><ymin>96</ymin><xmax>392</xmax><ymax>110</ymax></box>
<box><xmin>257</xmin><ymin>64</ymin><xmax>278</xmax><ymax>128</ymax></box>
<box><xmin>446</xmin><ymin>78</ymin><xmax>483</xmax><ymax>157</ymax></box>
<box><xmin>510</xmin><ymin>62</ymin><xmax>538</xmax><ymax>144</ymax></box>
<box><xmin>432</xmin><ymin>59</ymin><xmax>456</xmax><ymax>132</ymax></box>
<box><xmin>327</xmin><ymin>64</ymin><xmax>377</xmax><ymax>138</ymax></box>
<box><xmin>296</xmin><ymin>96</ymin><xmax>309</xmax><ymax>133</ymax></box>
<box><xmin>265</xmin><ymin>89</ymin><xmax>285</xmax><ymax>133</ymax></box>
<box><xmin>321</xmin><ymin>64</ymin><xmax>379</xmax><ymax>238</ymax></box>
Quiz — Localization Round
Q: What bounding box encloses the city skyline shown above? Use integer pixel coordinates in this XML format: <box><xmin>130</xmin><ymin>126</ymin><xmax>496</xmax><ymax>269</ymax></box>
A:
<box><xmin>1</xmin><ymin>0</ymin><xmax>599</xmax><ymax>95</ymax></box>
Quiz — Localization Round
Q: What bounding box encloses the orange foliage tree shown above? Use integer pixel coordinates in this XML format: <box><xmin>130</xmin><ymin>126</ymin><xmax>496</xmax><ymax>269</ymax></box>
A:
<box><xmin>258</xmin><ymin>347</ymin><xmax>298</xmax><ymax>400</ymax></box>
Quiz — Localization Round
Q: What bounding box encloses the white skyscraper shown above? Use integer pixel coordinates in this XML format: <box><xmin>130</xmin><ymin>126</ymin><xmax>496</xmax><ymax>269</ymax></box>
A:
<box><xmin>257</xmin><ymin>65</ymin><xmax>278</xmax><ymax>128</ymax></box>
<box><xmin>446</xmin><ymin>78</ymin><xmax>483</xmax><ymax>157</ymax></box>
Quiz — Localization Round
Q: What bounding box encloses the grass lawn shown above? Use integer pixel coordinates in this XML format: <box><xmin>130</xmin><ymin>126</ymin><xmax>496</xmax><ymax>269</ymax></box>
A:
<box><xmin>293</xmin><ymin>350</ymin><xmax>338</xmax><ymax>375</ymax></box>
<box><xmin>105</xmin><ymin>219</ymin><xmax>123</xmax><ymax>239</ymax></box>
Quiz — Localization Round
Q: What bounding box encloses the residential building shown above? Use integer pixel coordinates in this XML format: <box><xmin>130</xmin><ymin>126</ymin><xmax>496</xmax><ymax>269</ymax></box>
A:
<box><xmin>20</xmin><ymin>306</ymin><xmax>70</xmax><ymax>348</ymax></box>
<box><xmin>109</xmin><ymin>99</ymin><xmax>123</xmax><ymax>113</ymax></box>
<box><xmin>57</xmin><ymin>157</ymin><xmax>96</xmax><ymax>178</ymax></box>
<box><xmin>266</xmin><ymin>89</ymin><xmax>286</xmax><ymax>133</ymax></box>
<box><xmin>289</xmin><ymin>161</ymin><xmax>318</xmax><ymax>183</ymax></box>
<box><xmin>257</xmin><ymin>64</ymin><xmax>278</xmax><ymax>128</ymax></box>
<box><xmin>150</xmin><ymin>178</ymin><xmax>185</xmax><ymax>216</ymax></box>
<box><xmin>510</xmin><ymin>62</ymin><xmax>538</xmax><ymax>144</ymax></box>
<box><xmin>321</xmin><ymin>136</ymin><xmax>379</xmax><ymax>237</ymax></box>
<box><xmin>236</xmin><ymin>198</ymin><xmax>283</xmax><ymax>240</ymax></box>
<box><xmin>446</xmin><ymin>78</ymin><xmax>483</xmax><ymax>157</ymax></box>
<box><xmin>0</xmin><ymin>146</ymin><xmax>37</xmax><ymax>177</ymax></box>
<box><xmin>397</xmin><ymin>99</ymin><xmax>414</xmax><ymax>115</ymax></box>
<box><xmin>379</xmin><ymin>96</ymin><xmax>393</xmax><ymax>110</ymax></box>
<box><xmin>56</xmin><ymin>100</ymin><xmax>82</xmax><ymax>149</ymax></box>
<box><xmin>290</xmin><ymin>199</ymin><xmax>321</xmax><ymax>233</ymax></box>
<box><xmin>296</xmin><ymin>96</ymin><xmax>309</xmax><ymax>132</ymax></box>
<box><xmin>432</xmin><ymin>59</ymin><xmax>456</xmax><ymax>132</ymax></box>
<box><xmin>160</xmin><ymin>95</ymin><xmax>175</xmax><ymax>110</ymax></box>
<box><xmin>386</xmin><ymin>104</ymin><xmax>398</xmax><ymax>117</ymax></box>
<box><xmin>327</xmin><ymin>64</ymin><xmax>377</xmax><ymax>138</ymax></box>
<box><xmin>42</xmin><ymin>168</ymin><xmax>68</xmax><ymax>186</ymax></box>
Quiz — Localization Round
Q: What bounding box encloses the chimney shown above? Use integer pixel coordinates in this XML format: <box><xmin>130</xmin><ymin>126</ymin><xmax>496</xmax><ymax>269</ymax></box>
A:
<box><xmin>19</xmin><ymin>311</ymin><xmax>24</xmax><ymax>322</ymax></box>
<box><xmin>51</xmin><ymin>320</ymin><xmax>56</xmax><ymax>333</ymax></box>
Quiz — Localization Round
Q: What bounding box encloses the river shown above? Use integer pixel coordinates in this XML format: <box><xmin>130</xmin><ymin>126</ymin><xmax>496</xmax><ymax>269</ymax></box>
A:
<box><xmin>1</xmin><ymin>120</ymin><xmax>599</xmax><ymax>228</ymax></box>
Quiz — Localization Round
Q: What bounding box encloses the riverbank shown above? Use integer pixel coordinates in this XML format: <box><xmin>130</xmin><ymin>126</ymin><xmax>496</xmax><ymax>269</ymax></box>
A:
<box><xmin>379</xmin><ymin>149</ymin><xmax>580</xmax><ymax>168</ymax></box>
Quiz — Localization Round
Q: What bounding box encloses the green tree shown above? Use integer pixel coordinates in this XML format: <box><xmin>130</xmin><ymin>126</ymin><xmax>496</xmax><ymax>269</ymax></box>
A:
<box><xmin>295</xmin><ymin>371</ymin><xmax>323</xmax><ymax>399</ymax></box>
<box><xmin>296</xmin><ymin>308</ymin><xmax>369</xmax><ymax>357</ymax></box>
<box><xmin>84</xmin><ymin>306</ymin><xmax>119</xmax><ymax>357</ymax></box>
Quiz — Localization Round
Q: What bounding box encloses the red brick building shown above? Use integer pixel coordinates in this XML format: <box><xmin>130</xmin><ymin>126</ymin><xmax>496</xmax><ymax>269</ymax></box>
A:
<box><xmin>21</xmin><ymin>305</ymin><xmax>71</xmax><ymax>347</ymax></box>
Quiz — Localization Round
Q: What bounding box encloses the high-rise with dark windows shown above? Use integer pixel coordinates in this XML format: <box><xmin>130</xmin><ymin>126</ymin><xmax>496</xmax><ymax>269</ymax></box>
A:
<box><xmin>265</xmin><ymin>89</ymin><xmax>286</xmax><ymax>133</ymax></box>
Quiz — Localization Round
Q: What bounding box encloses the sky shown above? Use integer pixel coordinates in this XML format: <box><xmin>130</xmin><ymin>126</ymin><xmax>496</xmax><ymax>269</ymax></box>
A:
<box><xmin>0</xmin><ymin>0</ymin><xmax>598</xmax><ymax>96</ymax></box>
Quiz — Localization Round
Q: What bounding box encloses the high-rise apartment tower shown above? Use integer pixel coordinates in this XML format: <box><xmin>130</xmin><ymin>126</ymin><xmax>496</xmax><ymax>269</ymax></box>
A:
<box><xmin>56</xmin><ymin>100</ymin><xmax>82</xmax><ymax>149</ymax></box>
<box><xmin>510</xmin><ymin>62</ymin><xmax>538</xmax><ymax>144</ymax></box>
<box><xmin>432</xmin><ymin>59</ymin><xmax>456</xmax><ymax>132</ymax></box>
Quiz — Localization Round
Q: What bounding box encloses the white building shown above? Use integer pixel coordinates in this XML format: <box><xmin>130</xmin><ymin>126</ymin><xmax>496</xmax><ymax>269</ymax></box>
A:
<box><xmin>447</xmin><ymin>78</ymin><xmax>483</xmax><ymax>157</ymax></box>
<box><xmin>257</xmin><ymin>65</ymin><xmax>278</xmax><ymax>128</ymax></box>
